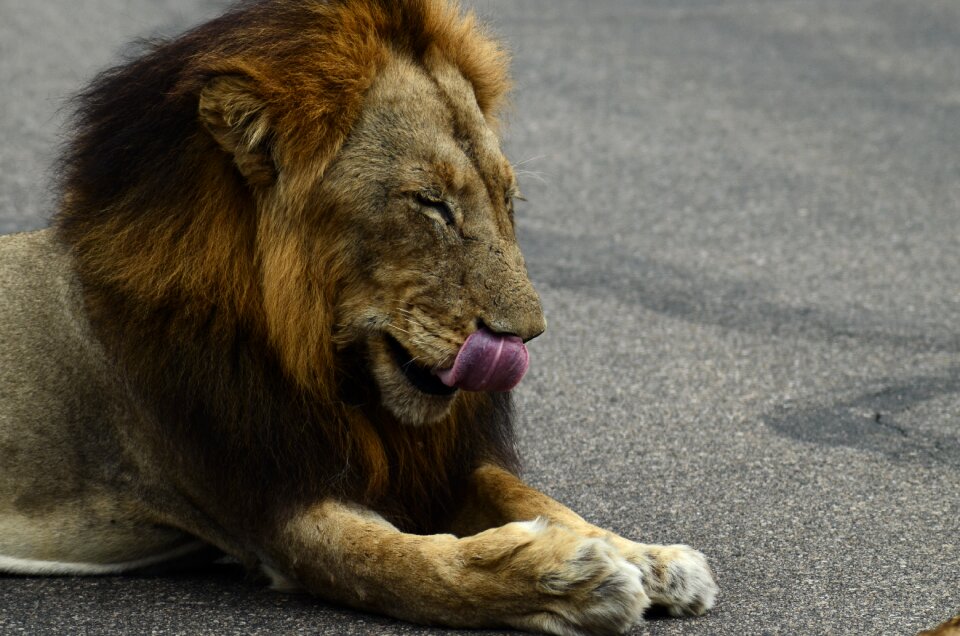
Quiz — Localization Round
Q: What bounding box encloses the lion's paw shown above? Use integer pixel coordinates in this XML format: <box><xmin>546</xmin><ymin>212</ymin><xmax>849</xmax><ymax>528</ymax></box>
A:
<box><xmin>502</xmin><ymin>520</ymin><xmax>650</xmax><ymax>636</ymax></box>
<box><xmin>627</xmin><ymin>543</ymin><xmax>717</xmax><ymax>617</ymax></box>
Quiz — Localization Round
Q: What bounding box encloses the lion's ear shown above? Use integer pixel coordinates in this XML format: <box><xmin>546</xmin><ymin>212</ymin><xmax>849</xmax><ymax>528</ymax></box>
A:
<box><xmin>199</xmin><ymin>75</ymin><xmax>277</xmax><ymax>187</ymax></box>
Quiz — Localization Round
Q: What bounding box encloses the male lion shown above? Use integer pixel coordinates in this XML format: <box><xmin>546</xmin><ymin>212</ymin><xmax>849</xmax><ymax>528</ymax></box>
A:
<box><xmin>0</xmin><ymin>1</ymin><xmax>717</xmax><ymax>633</ymax></box>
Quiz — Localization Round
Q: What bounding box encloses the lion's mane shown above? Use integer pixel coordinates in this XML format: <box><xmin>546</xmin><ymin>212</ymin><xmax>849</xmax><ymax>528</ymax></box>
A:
<box><xmin>54</xmin><ymin>0</ymin><xmax>518</xmax><ymax>534</ymax></box>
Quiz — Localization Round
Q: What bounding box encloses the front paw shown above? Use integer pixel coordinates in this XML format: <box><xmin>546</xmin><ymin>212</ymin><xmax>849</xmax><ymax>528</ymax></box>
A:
<box><xmin>467</xmin><ymin>520</ymin><xmax>650</xmax><ymax>635</ymax></box>
<box><xmin>620</xmin><ymin>543</ymin><xmax>718</xmax><ymax>617</ymax></box>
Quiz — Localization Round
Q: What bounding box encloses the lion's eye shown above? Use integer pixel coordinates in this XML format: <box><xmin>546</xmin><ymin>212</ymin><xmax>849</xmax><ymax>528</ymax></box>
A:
<box><xmin>416</xmin><ymin>193</ymin><xmax>456</xmax><ymax>226</ymax></box>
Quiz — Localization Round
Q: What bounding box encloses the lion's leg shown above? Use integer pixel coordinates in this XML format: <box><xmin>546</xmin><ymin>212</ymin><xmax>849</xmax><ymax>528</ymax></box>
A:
<box><xmin>266</xmin><ymin>499</ymin><xmax>647</xmax><ymax>635</ymax></box>
<box><xmin>451</xmin><ymin>464</ymin><xmax>719</xmax><ymax>618</ymax></box>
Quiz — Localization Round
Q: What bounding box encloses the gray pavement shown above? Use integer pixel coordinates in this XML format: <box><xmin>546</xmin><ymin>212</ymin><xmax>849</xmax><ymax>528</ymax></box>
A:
<box><xmin>1</xmin><ymin>0</ymin><xmax>958</xmax><ymax>634</ymax></box>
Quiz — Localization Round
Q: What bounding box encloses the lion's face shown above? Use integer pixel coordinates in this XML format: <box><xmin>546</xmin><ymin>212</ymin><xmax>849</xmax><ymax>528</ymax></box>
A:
<box><xmin>314</xmin><ymin>57</ymin><xmax>545</xmax><ymax>424</ymax></box>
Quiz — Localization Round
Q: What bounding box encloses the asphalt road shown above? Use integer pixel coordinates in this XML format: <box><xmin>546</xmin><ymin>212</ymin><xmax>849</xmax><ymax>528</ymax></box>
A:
<box><xmin>1</xmin><ymin>1</ymin><xmax>958</xmax><ymax>634</ymax></box>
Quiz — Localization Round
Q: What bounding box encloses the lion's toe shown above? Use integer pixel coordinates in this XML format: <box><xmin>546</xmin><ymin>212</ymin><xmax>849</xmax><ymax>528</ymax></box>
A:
<box><xmin>640</xmin><ymin>544</ymin><xmax>718</xmax><ymax>617</ymax></box>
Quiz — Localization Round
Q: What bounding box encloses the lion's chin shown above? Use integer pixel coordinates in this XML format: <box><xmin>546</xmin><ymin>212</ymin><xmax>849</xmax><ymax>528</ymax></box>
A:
<box><xmin>369</xmin><ymin>335</ymin><xmax>459</xmax><ymax>426</ymax></box>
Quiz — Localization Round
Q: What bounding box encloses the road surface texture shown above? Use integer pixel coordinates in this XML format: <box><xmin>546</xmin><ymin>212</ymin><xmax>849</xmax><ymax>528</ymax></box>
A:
<box><xmin>1</xmin><ymin>0</ymin><xmax>958</xmax><ymax>634</ymax></box>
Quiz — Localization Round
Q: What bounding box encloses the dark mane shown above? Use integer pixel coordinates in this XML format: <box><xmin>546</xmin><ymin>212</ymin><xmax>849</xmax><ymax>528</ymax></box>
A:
<box><xmin>53</xmin><ymin>0</ymin><xmax>517</xmax><ymax>535</ymax></box>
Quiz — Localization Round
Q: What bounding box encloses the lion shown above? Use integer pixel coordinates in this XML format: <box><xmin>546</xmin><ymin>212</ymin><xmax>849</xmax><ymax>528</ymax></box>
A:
<box><xmin>0</xmin><ymin>1</ymin><xmax>717</xmax><ymax>633</ymax></box>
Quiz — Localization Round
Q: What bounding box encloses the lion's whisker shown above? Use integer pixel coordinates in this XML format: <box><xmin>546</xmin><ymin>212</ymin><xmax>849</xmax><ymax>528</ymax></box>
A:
<box><xmin>515</xmin><ymin>169</ymin><xmax>548</xmax><ymax>185</ymax></box>
<box><xmin>513</xmin><ymin>154</ymin><xmax>545</xmax><ymax>168</ymax></box>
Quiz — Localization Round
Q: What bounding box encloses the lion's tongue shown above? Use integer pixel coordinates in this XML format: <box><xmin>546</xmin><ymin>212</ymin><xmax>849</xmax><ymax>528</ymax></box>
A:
<box><xmin>436</xmin><ymin>328</ymin><xmax>529</xmax><ymax>392</ymax></box>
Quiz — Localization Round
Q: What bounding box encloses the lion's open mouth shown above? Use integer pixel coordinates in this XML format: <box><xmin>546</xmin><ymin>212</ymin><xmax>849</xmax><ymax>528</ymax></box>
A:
<box><xmin>385</xmin><ymin>334</ymin><xmax>458</xmax><ymax>397</ymax></box>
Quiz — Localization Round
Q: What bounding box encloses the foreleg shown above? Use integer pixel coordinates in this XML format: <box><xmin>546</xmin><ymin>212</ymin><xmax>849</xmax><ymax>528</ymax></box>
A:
<box><xmin>264</xmin><ymin>499</ymin><xmax>649</xmax><ymax>635</ymax></box>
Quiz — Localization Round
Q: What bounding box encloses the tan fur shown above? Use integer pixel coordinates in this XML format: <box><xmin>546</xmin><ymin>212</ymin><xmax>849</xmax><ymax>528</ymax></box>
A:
<box><xmin>920</xmin><ymin>616</ymin><xmax>960</xmax><ymax>636</ymax></box>
<box><xmin>1</xmin><ymin>1</ymin><xmax>716</xmax><ymax>633</ymax></box>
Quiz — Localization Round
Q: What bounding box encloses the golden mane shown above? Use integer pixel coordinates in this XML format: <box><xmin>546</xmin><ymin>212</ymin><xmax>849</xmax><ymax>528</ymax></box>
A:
<box><xmin>54</xmin><ymin>0</ymin><xmax>518</xmax><ymax>533</ymax></box>
<box><xmin>57</xmin><ymin>0</ymin><xmax>510</xmax><ymax>394</ymax></box>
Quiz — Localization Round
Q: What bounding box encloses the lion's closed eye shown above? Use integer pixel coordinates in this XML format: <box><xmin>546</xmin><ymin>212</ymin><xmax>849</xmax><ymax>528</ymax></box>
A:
<box><xmin>415</xmin><ymin>193</ymin><xmax>457</xmax><ymax>226</ymax></box>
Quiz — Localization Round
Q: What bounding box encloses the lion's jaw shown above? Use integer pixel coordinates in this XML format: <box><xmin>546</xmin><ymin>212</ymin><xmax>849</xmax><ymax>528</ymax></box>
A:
<box><xmin>321</xmin><ymin>57</ymin><xmax>546</xmax><ymax>425</ymax></box>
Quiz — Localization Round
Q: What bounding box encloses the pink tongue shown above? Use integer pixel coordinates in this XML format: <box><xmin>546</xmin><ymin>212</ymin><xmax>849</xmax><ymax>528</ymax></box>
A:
<box><xmin>436</xmin><ymin>328</ymin><xmax>529</xmax><ymax>392</ymax></box>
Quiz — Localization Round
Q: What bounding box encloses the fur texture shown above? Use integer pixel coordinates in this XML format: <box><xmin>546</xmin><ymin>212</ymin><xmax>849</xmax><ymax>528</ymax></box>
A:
<box><xmin>919</xmin><ymin>616</ymin><xmax>960</xmax><ymax>636</ymax></box>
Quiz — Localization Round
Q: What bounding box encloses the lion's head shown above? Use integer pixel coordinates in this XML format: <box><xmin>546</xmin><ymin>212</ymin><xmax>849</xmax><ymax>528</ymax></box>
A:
<box><xmin>312</xmin><ymin>56</ymin><xmax>545</xmax><ymax>424</ymax></box>
<box><xmin>57</xmin><ymin>0</ymin><xmax>543</xmax><ymax>440</ymax></box>
<box><xmin>194</xmin><ymin>3</ymin><xmax>545</xmax><ymax>425</ymax></box>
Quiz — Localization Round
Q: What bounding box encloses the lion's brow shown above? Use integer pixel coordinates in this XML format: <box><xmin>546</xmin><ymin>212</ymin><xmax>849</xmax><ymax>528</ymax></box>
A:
<box><xmin>421</xmin><ymin>65</ymin><xmax>509</xmax><ymax>203</ymax></box>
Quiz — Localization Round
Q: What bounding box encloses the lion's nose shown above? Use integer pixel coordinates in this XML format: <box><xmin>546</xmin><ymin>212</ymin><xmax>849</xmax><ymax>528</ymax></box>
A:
<box><xmin>480</xmin><ymin>297</ymin><xmax>547</xmax><ymax>344</ymax></box>
<box><xmin>485</xmin><ymin>315</ymin><xmax>545</xmax><ymax>343</ymax></box>
<box><xmin>471</xmin><ymin>239</ymin><xmax>547</xmax><ymax>343</ymax></box>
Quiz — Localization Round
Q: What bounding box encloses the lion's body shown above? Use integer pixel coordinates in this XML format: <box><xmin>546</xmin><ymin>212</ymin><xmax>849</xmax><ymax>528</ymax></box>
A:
<box><xmin>0</xmin><ymin>1</ymin><xmax>717</xmax><ymax>633</ymax></box>
<box><xmin>0</xmin><ymin>229</ymin><xmax>199</xmax><ymax>573</ymax></box>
